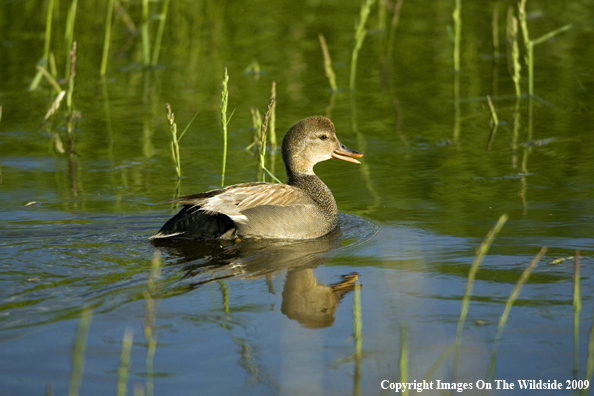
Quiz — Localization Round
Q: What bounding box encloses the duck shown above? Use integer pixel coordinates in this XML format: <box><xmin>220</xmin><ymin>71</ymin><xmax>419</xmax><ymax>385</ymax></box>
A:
<box><xmin>150</xmin><ymin>116</ymin><xmax>363</xmax><ymax>241</ymax></box>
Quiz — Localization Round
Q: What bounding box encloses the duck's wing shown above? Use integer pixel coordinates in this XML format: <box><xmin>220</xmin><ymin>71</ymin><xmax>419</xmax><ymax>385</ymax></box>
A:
<box><xmin>169</xmin><ymin>182</ymin><xmax>313</xmax><ymax>220</ymax></box>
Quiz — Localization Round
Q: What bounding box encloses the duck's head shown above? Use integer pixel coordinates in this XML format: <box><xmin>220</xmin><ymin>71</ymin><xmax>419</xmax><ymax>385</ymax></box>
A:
<box><xmin>282</xmin><ymin>116</ymin><xmax>363</xmax><ymax>175</ymax></box>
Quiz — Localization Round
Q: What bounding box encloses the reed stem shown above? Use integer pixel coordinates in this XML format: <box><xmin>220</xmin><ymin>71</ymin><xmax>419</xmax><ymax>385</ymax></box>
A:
<box><xmin>141</xmin><ymin>0</ymin><xmax>151</xmax><ymax>67</ymax></box>
<box><xmin>151</xmin><ymin>0</ymin><xmax>171</xmax><ymax>66</ymax></box>
<box><xmin>399</xmin><ymin>324</ymin><xmax>408</xmax><ymax>396</ymax></box>
<box><xmin>220</xmin><ymin>67</ymin><xmax>230</xmax><ymax>187</ymax></box>
<box><xmin>350</xmin><ymin>0</ymin><xmax>376</xmax><ymax>91</ymax></box>
<box><xmin>574</xmin><ymin>251</ymin><xmax>582</xmax><ymax>376</ymax></box>
<box><xmin>100</xmin><ymin>0</ymin><xmax>115</xmax><ymax>76</ymax></box>
<box><xmin>65</xmin><ymin>0</ymin><xmax>78</xmax><ymax>80</ymax></box>
<box><xmin>29</xmin><ymin>0</ymin><xmax>56</xmax><ymax>90</ymax></box>
<box><xmin>486</xmin><ymin>247</ymin><xmax>546</xmax><ymax>381</ymax></box>
<box><xmin>453</xmin><ymin>0</ymin><xmax>462</xmax><ymax>72</ymax></box>
<box><xmin>453</xmin><ymin>214</ymin><xmax>508</xmax><ymax>379</ymax></box>
<box><xmin>318</xmin><ymin>34</ymin><xmax>338</xmax><ymax>92</ymax></box>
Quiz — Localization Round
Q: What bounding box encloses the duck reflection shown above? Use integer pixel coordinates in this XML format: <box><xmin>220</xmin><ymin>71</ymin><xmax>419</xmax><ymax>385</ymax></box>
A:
<box><xmin>152</xmin><ymin>225</ymin><xmax>359</xmax><ymax>328</ymax></box>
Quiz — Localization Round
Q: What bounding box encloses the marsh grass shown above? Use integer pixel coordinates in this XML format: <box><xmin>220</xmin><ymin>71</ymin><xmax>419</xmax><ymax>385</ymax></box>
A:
<box><xmin>165</xmin><ymin>103</ymin><xmax>199</xmax><ymax>179</ymax></box>
<box><xmin>68</xmin><ymin>308</ymin><xmax>92</xmax><ymax>396</ymax></box>
<box><xmin>386</xmin><ymin>0</ymin><xmax>403</xmax><ymax>64</ymax></box>
<box><xmin>585</xmin><ymin>306</ymin><xmax>594</xmax><ymax>396</ymax></box>
<box><xmin>141</xmin><ymin>0</ymin><xmax>151</xmax><ymax>67</ymax></box>
<box><xmin>486</xmin><ymin>95</ymin><xmax>499</xmax><ymax>150</ymax></box>
<box><xmin>452</xmin><ymin>214</ymin><xmax>508</xmax><ymax>379</ymax></box>
<box><xmin>151</xmin><ymin>0</ymin><xmax>170</xmax><ymax>66</ymax></box>
<box><xmin>259</xmin><ymin>96</ymin><xmax>280</xmax><ymax>183</ymax></box>
<box><xmin>220</xmin><ymin>67</ymin><xmax>230</xmax><ymax>187</ymax></box>
<box><xmin>452</xmin><ymin>0</ymin><xmax>462</xmax><ymax>72</ymax></box>
<box><xmin>318</xmin><ymin>34</ymin><xmax>338</xmax><ymax>92</ymax></box>
<box><xmin>575</xmin><ymin>251</ymin><xmax>582</xmax><ymax>376</ymax></box>
<box><xmin>353</xmin><ymin>281</ymin><xmax>363</xmax><ymax>395</ymax></box>
<box><xmin>486</xmin><ymin>246</ymin><xmax>546</xmax><ymax>382</ymax></box>
<box><xmin>100</xmin><ymin>0</ymin><xmax>115</xmax><ymax>76</ymax></box>
<box><xmin>399</xmin><ymin>324</ymin><xmax>408</xmax><ymax>396</ymax></box>
<box><xmin>506</xmin><ymin>8</ymin><xmax>521</xmax><ymax>97</ymax></box>
<box><xmin>350</xmin><ymin>0</ymin><xmax>376</xmax><ymax>91</ymax></box>
<box><xmin>64</xmin><ymin>0</ymin><xmax>78</xmax><ymax>80</ymax></box>
<box><xmin>29</xmin><ymin>0</ymin><xmax>56</xmax><ymax>91</ymax></box>
<box><xmin>143</xmin><ymin>251</ymin><xmax>161</xmax><ymax>396</ymax></box>
<box><xmin>116</xmin><ymin>328</ymin><xmax>134</xmax><ymax>396</ymax></box>
<box><xmin>518</xmin><ymin>0</ymin><xmax>571</xmax><ymax>97</ymax></box>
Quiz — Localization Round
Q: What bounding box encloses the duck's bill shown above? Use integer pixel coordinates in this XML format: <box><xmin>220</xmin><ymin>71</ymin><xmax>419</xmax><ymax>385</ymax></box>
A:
<box><xmin>332</xmin><ymin>143</ymin><xmax>364</xmax><ymax>164</ymax></box>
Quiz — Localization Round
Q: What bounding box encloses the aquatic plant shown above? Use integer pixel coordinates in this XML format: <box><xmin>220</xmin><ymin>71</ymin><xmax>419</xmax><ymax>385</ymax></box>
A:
<box><xmin>116</xmin><ymin>328</ymin><xmax>133</xmax><ymax>396</ymax></box>
<box><xmin>220</xmin><ymin>67</ymin><xmax>230</xmax><ymax>187</ymax></box>
<box><xmin>318</xmin><ymin>34</ymin><xmax>338</xmax><ymax>92</ymax></box>
<box><xmin>350</xmin><ymin>0</ymin><xmax>376</xmax><ymax>91</ymax></box>
<box><xmin>100</xmin><ymin>0</ymin><xmax>115</xmax><ymax>76</ymax></box>
<box><xmin>486</xmin><ymin>247</ymin><xmax>546</xmax><ymax>381</ymax></box>
<box><xmin>452</xmin><ymin>0</ymin><xmax>462</xmax><ymax>72</ymax></box>
<box><xmin>518</xmin><ymin>0</ymin><xmax>571</xmax><ymax>97</ymax></box>
<box><xmin>151</xmin><ymin>0</ymin><xmax>171</xmax><ymax>66</ymax></box>
<box><xmin>452</xmin><ymin>214</ymin><xmax>508</xmax><ymax>379</ymax></box>
<box><xmin>68</xmin><ymin>309</ymin><xmax>92</xmax><ymax>396</ymax></box>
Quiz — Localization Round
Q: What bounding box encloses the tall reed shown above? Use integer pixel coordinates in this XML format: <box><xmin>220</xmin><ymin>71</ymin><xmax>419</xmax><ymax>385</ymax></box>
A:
<box><xmin>220</xmin><ymin>68</ymin><xmax>230</xmax><ymax>187</ymax></box>
<box><xmin>350</xmin><ymin>0</ymin><xmax>376</xmax><ymax>91</ymax></box>
<box><xmin>574</xmin><ymin>251</ymin><xmax>581</xmax><ymax>376</ymax></box>
<box><xmin>518</xmin><ymin>0</ymin><xmax>570</xmax><ymax>96</ymax></box>
<box><xmin>318</xmin><ymin>34</ymin><xmax>338</xmax><ymax>92</ymax></box>
<box><xmin>151</xmin><ymin>0</ymin><xmax>171</xmax><ymax>66</ymax></box>
<box><xmin>100</xmin><ymin>0</ymin><xmax>115</xmax><ymax>76</ymax></box>
<box><xmin>453</xmin><ymin>0</ymin><xmax>462</xmax><ymax>72</ymax></box>
<box><xmin>486</xmin><ymin>247</ymin><xmax>546</xmax><ymax>381</ymax></box>
<box><xmin>64</xmin><ymin>0</ymin><xmax>78</xmax><ymax>80</ymax></box>
<box><xmin>507</xmin><ymin>8</ymin><xmax>521</xmax><ymax>97</ymax></box>
<box><xmin>452</xmin><ymin>214</ymin><xmax>508</xmax><ymax>379</ymax></box>
<box><xmin>141</xmin><ymin>0</ymin><xmax>151</xmax><ymax>67</ymax></box>
<box><xmin>166</xmin><ymin>104</ymin><xmax>181</xmax><ymax>178</ymax></box>
<box><xmin>29</xmin><ymin>0</ymin><xmax>56</xmax><ymax>90</ymax></box>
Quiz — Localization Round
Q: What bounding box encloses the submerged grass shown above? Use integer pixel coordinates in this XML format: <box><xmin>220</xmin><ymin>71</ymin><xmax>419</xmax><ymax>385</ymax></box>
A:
<box><xmin>399</xmin><ymin>324</ymin><xmax>408</xmax><ymax>396</ymax></box>
<box><xmin>68</xmin><ymin>308</ymin><xmax>92</xmax><ymax>396</ymax></box>
<box><xmin>486</xmin><ymin>246</ymin><xmax>546</xmax><ymax>382</ymax></box>
<box><xmin>116</xmin><ymin>328</ymin><xmax>134</xmax><ymax>396</ymax></box>
<box><xmin>144</xmin><ymin>251</ymin><xmax>161</xmax><ymax>396</ymax></box>
<box><xmin>575</xmin><ymin>251</ymin><xmax>582</xmax><ymax>376</ymax></box>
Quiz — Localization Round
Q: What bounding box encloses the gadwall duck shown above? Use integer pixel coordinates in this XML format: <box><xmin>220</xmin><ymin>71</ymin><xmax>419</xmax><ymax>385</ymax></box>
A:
<box><xmin>151</xmin><ymin>116</ymin><xmax>363</xmax><ymax>241</ymax></box>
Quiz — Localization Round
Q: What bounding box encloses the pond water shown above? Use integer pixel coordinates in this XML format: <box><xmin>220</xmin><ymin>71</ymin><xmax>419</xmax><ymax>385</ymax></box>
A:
<box><xmin>1</xmin><ymin>0</ymin><xmax>594</xmax><ymax>395</ymax></box>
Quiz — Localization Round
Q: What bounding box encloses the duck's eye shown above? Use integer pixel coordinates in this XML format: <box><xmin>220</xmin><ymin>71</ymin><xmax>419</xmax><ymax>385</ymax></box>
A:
<box><xmin>319</xmin><ymin>134</ymin><xmax>327</xmax><ymax>140</ymax></box>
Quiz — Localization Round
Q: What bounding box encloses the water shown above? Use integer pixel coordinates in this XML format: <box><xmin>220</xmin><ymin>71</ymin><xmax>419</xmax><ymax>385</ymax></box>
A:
<box><xmin>1</xmin><ymin>0</ymin><xmax>594</xmax><ymax>395</ymax></box>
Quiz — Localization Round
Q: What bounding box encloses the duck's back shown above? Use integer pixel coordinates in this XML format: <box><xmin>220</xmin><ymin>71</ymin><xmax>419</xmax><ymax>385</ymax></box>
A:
<box><xmin>151</xmin><ymin>182</ymin><xmax>338</xmax><ymax>240</ymax></box>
